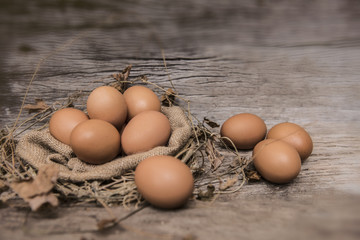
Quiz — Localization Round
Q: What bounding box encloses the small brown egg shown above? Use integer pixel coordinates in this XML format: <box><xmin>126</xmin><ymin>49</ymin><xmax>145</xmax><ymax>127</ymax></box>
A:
<box><xmin>49</xmin><ymin>108</ymin><xmax>89</xmax><ymax>145</ymax></box>
<box><xmin>70</xmin><ymin>119</ymin><xmax>120</xmax><ymax>165</ymax></box>
<box><xmin>87</xmin><ymin>86</ymin><xmax>127</xmax><ymax>129</ymax></box>
<box><xmin>220</xmin><ymin>113</ymin><xmax>267</xmax><ymax>150</ymax></box>
<box><xmin>121</xmin><ymin>111</ymin><xmax>171</xmax><ymax>155</ymax></box>
<box><xmin>252</xmin><ymin>139</ymin><xmax>301</xmax><ymax>184</ymax></box>
<box><xmin>135</xmin><ymin>155</ymin><xmax>194</xmax><ymax>209</ymax></box>
<box><xmin>267</xmin><ymin>122</ymin><xmax>313</xmax><ymax>161</ymax></box>
<box><xmin>123</xmin><ymin>85</ymin><xmax>161</xmax><ymax>120</ymax></box>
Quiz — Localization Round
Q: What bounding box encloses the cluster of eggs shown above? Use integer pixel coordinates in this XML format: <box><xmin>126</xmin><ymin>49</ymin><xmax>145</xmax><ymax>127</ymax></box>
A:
<box><xmin>221</xmin><ymin>113</ymin><xmax>313</xmax><ymax>184</ymax></box>
<box><xmin>49</xmin><ymin>85</ymin><xmax>194</xmax><ymax>209</ymax></box>
<box><xmin>49</xmin><ymin>85</ymin><xmax>170</xmax><ymax>164</ymax></box>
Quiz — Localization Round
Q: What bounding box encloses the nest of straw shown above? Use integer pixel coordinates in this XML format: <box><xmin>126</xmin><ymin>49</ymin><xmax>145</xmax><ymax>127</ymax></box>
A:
<box><xmin>0</xmin><ymin>65</ymin><xmax>258</xmax><ymax>209</ymax></box>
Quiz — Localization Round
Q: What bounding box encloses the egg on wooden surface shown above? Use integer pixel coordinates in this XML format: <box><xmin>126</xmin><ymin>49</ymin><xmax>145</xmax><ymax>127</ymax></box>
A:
<box><xmin>266</xmin><ymin>122</ymin><xmax>313</xmax><ymax>161</ymax></box>
<box><xmin>49</xmin><ymin>108</ymin><xmax>89</xmax><ymax>145</ymax></box>
<box><xmin>252</xmin><ymin>139</ymin><xmax>301</xmax><ymax>184</ymax></box>
<box><xmin>123</xmin><ymin>85</ymin><xmax>161</xmax><ymax>120</ymax></box>
<box><xmin>70</xmin><ymin>119</ymin><xmax>121</xmax><ymax>165</ymax></box>
<box><xmin>220</xmin><ymin>113</ymin><xmax>267</xmax><ymax>150</ymax></box>
<box><xmin>121</xmin><ymin>111</ymin><xmax>171</xmax><ymax>155</ymax></box>
<box><xmin>86</xmin><ymin>86</ymin><xmax>127</xmax><ymax>129</ymax></box>
<box><xmin>135</xmin><ymin>155</ymin><xmax>194</xmax><ymax>209</ymax></box>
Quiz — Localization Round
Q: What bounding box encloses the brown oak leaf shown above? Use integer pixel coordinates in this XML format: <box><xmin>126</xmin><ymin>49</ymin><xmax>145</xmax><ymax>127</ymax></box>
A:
<box><xmin>219</xmin><ymin>176</ymin><xmax>238</xmax><ymax>191</ymax></box>
<box><xmin>28</xmin><ymin>194</ymin><xmax>59</xmax><ymax>211</ymax></box>
<box><xmin>11</xmin><ymin>164</ymin><xmax>59</xmax><ymax>211</ymax></box>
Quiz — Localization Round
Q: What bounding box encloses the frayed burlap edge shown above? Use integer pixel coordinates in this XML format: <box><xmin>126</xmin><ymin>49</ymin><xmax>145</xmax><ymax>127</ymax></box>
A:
<box><xmin>15</xmin><ymin>106</ymin><xmax>192</xmax><ymax>182</ymax></box>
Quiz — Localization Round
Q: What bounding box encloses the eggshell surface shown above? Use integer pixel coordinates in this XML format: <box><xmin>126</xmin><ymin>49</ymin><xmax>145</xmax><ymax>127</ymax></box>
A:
<box><xmin>123</xmin><ymin>85</ymin><xmax>161</xmax><ymax>120</ymax></box>
<box><xmin>220</xmin><ymin>113</ymin><xmax>267</xmax><ymax>150</ymax></box>
<box><xmin>49</xmin><ymin>108</ymin><xmax>89</xmax><ymax>145</ymax></box>
<box><xmin>135</xmin><ymin>155</ymin><xmax>194</xmax><ymax>209</ymax></box>
<box><xmin>267</xmin><ymin>122</ymin><xmax>313</xmax><ymax>161</ymax></box>
<box><xmin>253</xmin><ymin>139</ymin><xmax>301</xmax><ymax>184</ymax></box>
<box><xmin>121</xmin><ymin>111</ymin><xmax>171</xmax><ymax>155</ymax></box>
<box><xmin>86</xmin><ymin>86</ymin><xmax>127</xmax><ymax>129</ymax></box>
<box><xmin>70</xmin><ymin>119</ymin><xmax>121</xmax><ymax>165</ymax></box>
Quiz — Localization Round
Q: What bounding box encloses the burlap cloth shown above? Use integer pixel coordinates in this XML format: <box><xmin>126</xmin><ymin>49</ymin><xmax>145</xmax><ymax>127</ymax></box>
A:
<box><xmin>16</xmin><ymin>106</ymin><xmax>192</xmax><ymax>182</ymax></box>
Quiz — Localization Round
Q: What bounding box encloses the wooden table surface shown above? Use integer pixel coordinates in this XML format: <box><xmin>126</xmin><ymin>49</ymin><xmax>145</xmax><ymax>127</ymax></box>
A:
<box><xmin>1</xmin><ymin>0</ymin><xmax>360</xmax><ymax>239</ymax></box>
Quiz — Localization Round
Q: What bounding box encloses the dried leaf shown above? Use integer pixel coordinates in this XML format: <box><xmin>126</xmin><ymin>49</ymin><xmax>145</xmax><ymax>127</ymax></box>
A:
<box><xmin>160</xmin><ymin>88</ymin><xmax>177</xmax><ymax>106</ymax></box>
<box><xmin>10</xmin><ymin>164</ymin><xmax>59</xmax><ymax>211</ymax></box>
<box><xmin>12</xmin><ymin>165</ymin><xmax>58</xmax><ymax>199</ymax></box>
<box><xmin>24</xmin><ymin>99</ymin><xmax>49</xmax><ymax>113</ymax></box>
<box><xmin>97</xmin><ymin>218</ymin><xmax>118</xmax><ymax>230</ymax></box>
<box><xmin>197</xmin><ymin>184</ymin><xmax>215</xmax><ymax>200</ymax></box>
<box><xmin>110</xmin><ymin>65</ymin><xmax>132</xmax><ymax>92</ymax></box>
<box><xmin>205</xmin><ymin>138</ymin><xmax>224</xmax><ymax>171</ymax></box>
<box><xmin>203</xmin><ymin>117</ymin><xmax>219</xmax><ymax>128</ymax></box>
<box><xmin>28</xmin><ymin>194</ymin><xmax>59</xmax><ymax>211</ymax></box>
<box><xmin>121</xmin><ymin>65</ymin><xmax>132</xmax><ymax>81</ymax></box>
<box><xmin>219</xmin><ymin>176</ymin><xmax>238</xmax><ymax>191</ymax></box>
<box><xmin>245</xmin><ymin>170</ymin><xmax>261</xmax><ymax>181</ymax></box>
<box><xmin>113</xmin><ymin>65</ymin><xmax>132</xmax><ymax>82</ymax></box>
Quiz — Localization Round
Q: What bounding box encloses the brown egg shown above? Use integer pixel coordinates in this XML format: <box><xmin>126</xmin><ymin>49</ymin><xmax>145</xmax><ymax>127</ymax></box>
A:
<box><xmin>70</xmin><ymin>119</ymin><xmax>120</xmax><ymax>165</ymax></box>
<box><xmin>267</xmin><ymin>122</ymin><xmax>313</xmax><ymax>161</ymax></box>
<box><xmin>121</xmin><ymin>111</ymin><xmax>171</xmax><ymax>155</ymax></box>
<box><xmin>123</xmin><ymin>85</ymin><xmax>161</xmax><ymax>120</ymax></box>
<box><xmin>252</xmin><ymin>139</ymin><xmax>301</xmax><ymax>184</ymax></box>
<box><xmin>49</xmin><ymin>108</ymin><xmax>89</xmax><ymax>145</ymax></box>
<box><xmin>220</xmin><ymin>113</ymin><xmax>267</xmax><ymax>150</ymax></box>
<box><xmin>87</xmin><ymin>86</ymin><xmax>127</xmax><ymax>129</ymax></box>
<box><xmin>135</xmin><ymin>155</ymin><xmax>194</xmax><ymax>209</ymax></box>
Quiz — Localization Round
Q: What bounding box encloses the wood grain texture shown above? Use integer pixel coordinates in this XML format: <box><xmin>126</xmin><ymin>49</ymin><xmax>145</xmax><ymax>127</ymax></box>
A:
<box><xmin>0</xmin><ymin>0</ymin><xmax>360</xmax><ymax>239</ymax></box>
